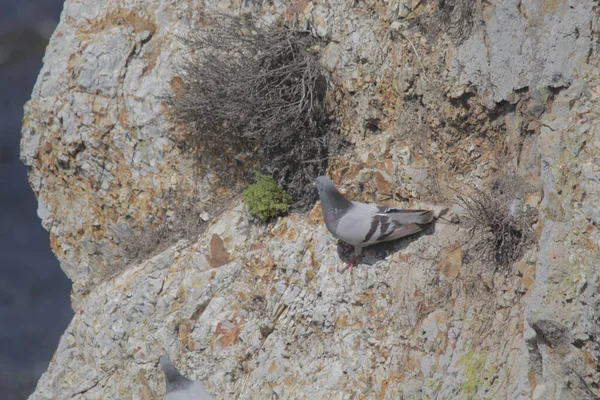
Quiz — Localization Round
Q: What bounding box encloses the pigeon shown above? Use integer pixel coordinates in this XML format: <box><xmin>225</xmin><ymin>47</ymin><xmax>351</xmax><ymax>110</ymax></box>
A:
<box><xmin>314</xmin><ymin>176</ymin><xmax>434</xmax><ymax>271</ymax></box>
<box><xmin>159</xmin><ymin>355</ymin><xmax>212</xmax><ymax>400</ymax></box>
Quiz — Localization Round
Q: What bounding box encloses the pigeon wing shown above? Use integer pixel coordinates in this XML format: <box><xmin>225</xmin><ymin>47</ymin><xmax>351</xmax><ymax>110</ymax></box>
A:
<box><xmin>334</xmin><ymin>203</ymin><xmax>431</xmax><ymax>246</ymax></box>
<box><xmin>331</xmin><ymin>202</ymin><xmax>380</xmax><ymax>245</ymax></box>
<box><xmin>377</xmin><ymin>207</ymin><xmax>434</xmax><ymax>224</ymax></box>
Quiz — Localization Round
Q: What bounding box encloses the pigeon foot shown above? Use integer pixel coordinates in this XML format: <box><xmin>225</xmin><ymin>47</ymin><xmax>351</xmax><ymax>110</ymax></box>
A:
<box><xmin>341</xmin><ymin>254</ymin><xmax>360</xmax><ymax>272</ymax></box>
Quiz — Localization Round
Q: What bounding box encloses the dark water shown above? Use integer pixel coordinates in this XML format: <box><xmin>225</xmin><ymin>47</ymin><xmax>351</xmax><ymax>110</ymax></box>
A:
<box><xmin>0</xmin><ymin>0</ymin><xmax>73</xmax><ymax>398</ymax></box>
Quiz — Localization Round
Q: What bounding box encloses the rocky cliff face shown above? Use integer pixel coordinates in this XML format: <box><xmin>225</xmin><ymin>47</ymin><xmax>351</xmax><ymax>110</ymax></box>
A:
<box><xmin>22</xmin><ymin>0</ymin><xmax>599</xmax><ymax>399</ymax></box>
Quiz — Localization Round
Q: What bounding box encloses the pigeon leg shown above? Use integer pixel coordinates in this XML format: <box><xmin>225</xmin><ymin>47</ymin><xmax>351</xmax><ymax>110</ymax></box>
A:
<box><xmin>341</xmin><ymin>254</ymin><xmax>360</xmax><ymax>272</ymax></box>
<box><xmin>341</xmin><ymin>246</ymin><xmax>362</xmax><ymax>272</ymax></box>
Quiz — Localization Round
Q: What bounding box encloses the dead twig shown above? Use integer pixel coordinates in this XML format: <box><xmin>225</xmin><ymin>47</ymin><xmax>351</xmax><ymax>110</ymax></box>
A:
<box><xmin>455</xmin><ymin>175</ymin><xmax>536</xmax><ymax>269</ymax></box>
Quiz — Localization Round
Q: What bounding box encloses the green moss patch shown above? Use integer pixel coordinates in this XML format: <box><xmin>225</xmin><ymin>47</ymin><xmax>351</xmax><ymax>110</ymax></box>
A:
<box><xmin>242</xmin><ymin>174</ymin><xmax>292</xmax><ymax>222</ymax></box>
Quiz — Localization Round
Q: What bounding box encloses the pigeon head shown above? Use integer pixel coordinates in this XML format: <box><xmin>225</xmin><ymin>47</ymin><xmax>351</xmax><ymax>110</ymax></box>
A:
<box><xmin>159</xmin><ymin>355</ymin><xmax>184</xmax><ymax>383</ymax></box>
<box><xmin>314</xmin><ymin>176</ymin><xmax>336</xmax><ymax>196</ymax></box>
<box><xmin>314</xmin><ymin>176</ymin><xmax>351</xmax><ymax>213</ymax></box>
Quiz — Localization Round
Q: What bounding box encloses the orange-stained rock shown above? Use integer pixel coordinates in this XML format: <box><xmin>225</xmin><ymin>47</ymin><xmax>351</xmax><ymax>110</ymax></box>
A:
<box><xmin>438</xmin><ymin>246</ymin><xmax>461</xmax><ymax>279</ymax></box>
<box><xmin>208</xmin><ymin>234</ymin><xmax>231</xmax><ymax>268</ymax></box>
<box><xmin>374</xmin><ymin>171</ymin><xmax>395</xmax><ymax>193</ymax></box>
<box><xmin>307</xmin><ymin>204</ymin><xmax>324</xmax><ymax>225</ymax></box>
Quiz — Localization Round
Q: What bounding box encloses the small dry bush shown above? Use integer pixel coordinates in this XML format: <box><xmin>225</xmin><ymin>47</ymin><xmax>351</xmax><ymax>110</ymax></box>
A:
<box><xmin>116</xmin><ymin>203</ymin><xmax>206</xmax><ymax>265</ymax></box>
<box><xmin>99</xmin><ymin>187</ymin><xmax>220</xmax><ymax>282</ymax></box>
<box><xmin>456</xmin><ymin>175</ymin><xmax>536</xmax><ymax>269</ymax></box>
<box><xmin>414</xmin><ymin>0</ymin><xmax>482</xmax><ymax>44</ymax></box>
<box><xmin>166</xmin><ymin>15</ymin><xmax>339</xmax><ymax>210</ymax></box>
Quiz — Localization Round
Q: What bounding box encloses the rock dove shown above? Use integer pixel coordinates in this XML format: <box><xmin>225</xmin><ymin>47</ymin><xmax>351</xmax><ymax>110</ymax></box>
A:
<box><xmin>314</xmin><ymin>176</ymin><xmax>434</xmax><ymax>271</ymax></box>
<box><xmin>159</xmin><ymin>355</ymin><xmax>212</xmax><ymax>400</ymax></box>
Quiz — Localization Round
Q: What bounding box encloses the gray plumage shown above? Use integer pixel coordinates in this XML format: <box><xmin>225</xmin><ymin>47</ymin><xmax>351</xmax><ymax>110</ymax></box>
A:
<box><xmin>314</xmin><ymin>176</ymin><xmax>433</xmax><ymax>266</ymax></box>
<box><xmin>159</xmin><ymin>355</ymin><xmax>212</xmax><ymax>400</ymax></box>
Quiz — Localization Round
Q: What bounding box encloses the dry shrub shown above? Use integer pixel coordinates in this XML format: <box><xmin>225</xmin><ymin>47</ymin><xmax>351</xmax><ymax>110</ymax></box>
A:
<box><xmin>166</xmin><ymin>14</ymin><xmax>340</xmax><ymax>210</ymax></box>
<box><xmin>98</xmin><ymin>187</ymin><xmax>220</xmax><ymax>282</ymax></box>
<box><xmin>414</xmin><ymin>0</ymin><xmax>482</xmax><ymax>44</ymax></box>
<box><xmin>456</xmin><ymin>174</ymin><xmax>537</xmax><ymax>269</ymax></box>
<box><xmin>116</xmin><ymin>203</ymin><xmax>206</xmax><ymax>265</ymax></box>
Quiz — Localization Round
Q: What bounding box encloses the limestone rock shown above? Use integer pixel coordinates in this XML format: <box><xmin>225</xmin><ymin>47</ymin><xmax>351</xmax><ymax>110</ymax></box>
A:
<box><xmin>23</xmin><ymin>0</ymin><xmax>599</xmax><ymax>399</ymax></box>
<box><xmin>452</xmin><ymin>0</ymin><xmax>596</xmax><ymax>106</ymax></box>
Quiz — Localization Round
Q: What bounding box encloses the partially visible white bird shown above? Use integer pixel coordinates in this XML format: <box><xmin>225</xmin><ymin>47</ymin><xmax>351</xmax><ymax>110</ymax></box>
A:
<box><xmin>159</xmin><ymin>355</ymin><xmax>212</xmax><ymax>400</ymax></box>
<box><xmin>314</xmin><ymin>176</ymin><xmax>434</xmax><ymax>271</ymax></box>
